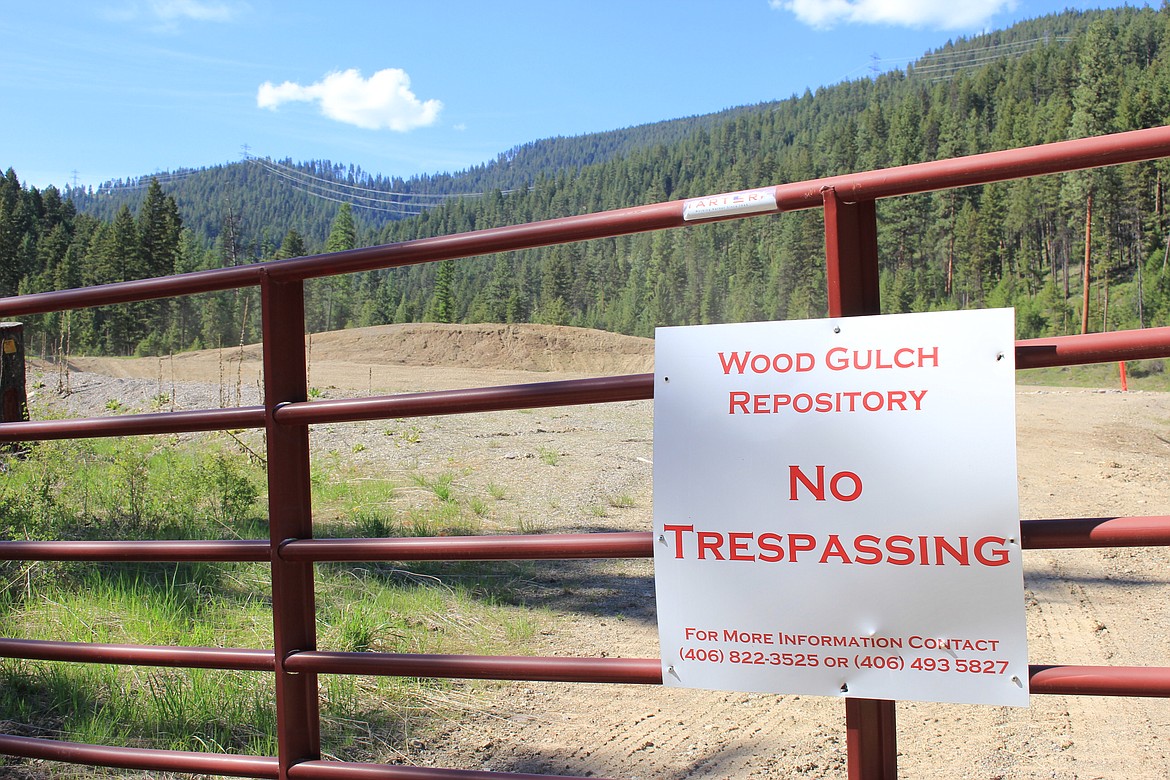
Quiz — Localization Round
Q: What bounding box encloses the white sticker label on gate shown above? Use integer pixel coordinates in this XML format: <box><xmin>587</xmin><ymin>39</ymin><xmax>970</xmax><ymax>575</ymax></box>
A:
<box><xmin>653</xmin><ymin>309</ymin><xmax>1030</xmax><ymax>707</ymax></box>
<box><xmin>682</xmin><ymin>188</ymin><xmax>777</xmax><ymax>221</ymax></box>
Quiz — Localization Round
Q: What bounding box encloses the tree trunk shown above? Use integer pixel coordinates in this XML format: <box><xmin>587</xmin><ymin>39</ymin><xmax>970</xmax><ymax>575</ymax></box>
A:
<box><xmin>1081</xmin><ymin>194</ymin><xmax>1093</xmax><ymax>335</ymax></box>
<box><xmin>0</xmin><ymin>322</ymin><xmax>28</xmax><ymax>426</ymax></box>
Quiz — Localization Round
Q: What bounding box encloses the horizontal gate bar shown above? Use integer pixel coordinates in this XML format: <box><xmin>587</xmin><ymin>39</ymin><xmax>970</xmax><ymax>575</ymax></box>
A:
<box><xmin>288</xmin><ymin>760</ymin><xmax>616</xmax><ymax>780</ymax></box>
<box><xmin>284</xmin><ymin>651</ymin><xmax>1170</xmax><ymax>698</ymax></box>
<box><xmin>1020</xmin><ymin>516</ymin><xmax>1170</xmax><ymax>548</ymax></box>
<box><xmin>285</xmin><ymin>652</ymin><xmax>662</xmax><ymax>684</ymax></box>
<box><xmin>273</xmin><ymin>374</ymin><xmax>654</xmax><ymax>426</ymax></box>
<box><xmin>279</xmin><ymin>532</ymin><xmax>652</xmax><ymax>562</ymax></box>
<box><xmin>0</xmin><ymin>405</ymin><xmax>264</xmax><ymax>442</ymax></box>
<box><xmin>779</xmin><ymin>126</ymin><xmax>1170</xmax><ymax>207</ymax></box>
<box><xmin>1015</xmin><ymin>327</ymin><xmax>1170</xmax><ymax>369</ymax></box>
<box><xmin>282</xmin><ymin>517</ymin><xmax>1170</xmax><ymax>563</ymax></box>
<box><xmin>0</xmin><ymin>734</ymin><xmax>278</xmax><ymax>778</ymax></box>
<box><xmin>0</xmin><ymin>516</ymin><xmax>1161</xmax><ymax>568</ymax></box>
<box><xmin>0</xmin><ymin>638</ymin><xmax>275</xmax><ymax>671</ymax></box>
<box><xmin>0</xmin><ymin>266</ymin><xmax>267</xmax><ymax>318</ymax></box>
<box><xmin>0</xmin><ymin>539</ymin><xmax>270</xmax><ymax>562</ymax></box>
<box><xmin>1029</xmin><ymin>665</ymin><xmax>1170</xmax><ymax>696</ymax></box>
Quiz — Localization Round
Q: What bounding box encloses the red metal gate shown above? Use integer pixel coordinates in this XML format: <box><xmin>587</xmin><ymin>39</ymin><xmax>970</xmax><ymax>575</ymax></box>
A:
<box><xmin>1</xmin><ymin>126</ymin><xmax>1170</xmax><ymax>779</ymax></box>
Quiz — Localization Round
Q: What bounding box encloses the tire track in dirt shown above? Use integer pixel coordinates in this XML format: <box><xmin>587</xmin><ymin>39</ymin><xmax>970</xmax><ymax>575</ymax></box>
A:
<box><xmin>1011</xmin><ymin>391</ymin><xmax>1170</xmax><ymax>780</ymax></box>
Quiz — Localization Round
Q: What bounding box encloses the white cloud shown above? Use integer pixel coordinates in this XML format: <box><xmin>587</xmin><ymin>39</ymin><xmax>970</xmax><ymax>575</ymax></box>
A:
<box><xmin>102</xmin><ymin>0</ymin><xmax>244</xmax><ymax>29</ymax></box>
<box><xmin>150</xmin><ymin>0</ymin><xmax>240</xmax><ymax>22</ymax></box>
<box><xmin>257</xmin><ymin>68</ymin><xmax>443</xmax><ymax>132</ymax></box>
<box><xmin>771</xmin><ymin>0</ymin><xmax>1016</xmax><ymax>30</ymax></box>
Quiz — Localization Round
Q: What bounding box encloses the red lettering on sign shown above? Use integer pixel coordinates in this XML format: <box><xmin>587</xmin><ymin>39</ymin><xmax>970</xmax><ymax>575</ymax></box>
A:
<box><xmin>660</xmin><ymin>527</ymin><xmax>1012</xmax><ymax>567</ymax></box>
<box><xmin>789</xmin><ymin>465</ymin><xmax>863</xmax><ymax>501</ymax></box>
<box><xmin>697</xmin><ymin>531</ymin><xmax>726</xmax><ymax>560</ymax></box>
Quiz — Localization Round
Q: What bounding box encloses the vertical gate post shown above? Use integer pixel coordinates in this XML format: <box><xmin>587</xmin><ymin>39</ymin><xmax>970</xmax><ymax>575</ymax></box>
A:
<box><xmin>845</xmin><ymin>698</ymin><xmax>898</xmax><ymax>779</ymax></box>
<box><xmin>822</xmin><ymin>188</ymin><xmax>897</xmax><ymax>780</ymax></box>
<box><xmin>823</xmin><ymin>190</ymin><xmax>880</xmax><ymax>317</ymax></box>
<box><xmin>260</xmin><ymin>274</ymin><xmax>321</xmax><ymax>777</ymax></box>
<box><xmin>0</xmin><ymin>322</ymin><xmax>28</xmax><ymax>424</ymax></box>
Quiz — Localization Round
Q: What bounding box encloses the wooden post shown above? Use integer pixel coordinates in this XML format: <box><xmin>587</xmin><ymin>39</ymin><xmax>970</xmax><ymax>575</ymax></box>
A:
<box><xmin>0</xmin><ymin>323</ymin><xmax>28</xmax><ymax>424</ymax></box>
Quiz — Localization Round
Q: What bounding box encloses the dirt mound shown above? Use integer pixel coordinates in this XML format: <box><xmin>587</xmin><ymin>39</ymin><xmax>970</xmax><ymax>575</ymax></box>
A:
<box><xmin>308</xmin><ymin>323</ymin><xmax>654</xmax><ymax>374</ymax></box>
<box><xmin>57</xmin><ymin>323</ymin><xmax>655</xmax><ymax>389</ymax></box>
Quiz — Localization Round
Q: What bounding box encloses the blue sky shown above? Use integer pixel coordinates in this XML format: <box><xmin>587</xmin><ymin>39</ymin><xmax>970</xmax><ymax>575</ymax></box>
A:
<box><xmin>1</xmin><ymin>1</ymin><xmax>1152</xmax><ymax>190</ymax></box>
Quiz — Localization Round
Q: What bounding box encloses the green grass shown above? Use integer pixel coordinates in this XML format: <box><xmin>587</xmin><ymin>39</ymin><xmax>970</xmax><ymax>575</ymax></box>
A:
<box><xmin>0</xmin><ymin>437</ymin><xmax>266</xmax><ymax>542</ymax></box>
<box><xmin>1016</xmin><ymin>359</ymin><xmax>1170</xmax><ymax>391</ymax></box>
<box><xmin>311</xmin><ymin>456</ymin><xmax>399</xmax><ymax>526</ymax></box>
<box><xmin>0</xmin><ymin>434</ymin><xmax>541</xmax><ymax>768</ymax></box>
<box><xmin>0</xmin><ymin>660</ymin><xmax>277</xmax><ymax>756</ymax></box>
<box><xmin>383</xmin><ymin>420</ymin><xmax>423</xmax><ymax>445</ymax></box>
<box><xmin>0</xmin><ymin>563</ymin><xmax>278</xmax><ymax>757</ymax></box>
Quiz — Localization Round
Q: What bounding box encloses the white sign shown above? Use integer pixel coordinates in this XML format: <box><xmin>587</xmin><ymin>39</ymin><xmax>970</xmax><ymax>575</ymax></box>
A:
<box><xmin>682</xmin><ymin>188</ymin><xmax>777</xmax><ymax>221</ymax></box>
<box><xmin>653</xmin><ymin>309</ymin><xmax>1029</xmax><ymax>706</ymax></box>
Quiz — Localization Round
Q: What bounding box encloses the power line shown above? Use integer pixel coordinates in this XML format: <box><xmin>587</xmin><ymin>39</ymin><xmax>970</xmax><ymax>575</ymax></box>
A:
<box><xmin>245</xmin><ymin>154</ymin><xmax>467</xmax><ymax>201</ymax></box>
<box><xmin>910</xmin><ymin>36</ymin><xmax>1072</xmax><ymax>81</ymax></box>
<box><xmin>242</xmin><ymin>153</ymin><xmax>529</xmax><ymax>216</ymax></box>
<box><xmin>839</xmin><ymin>34</ymin><xmax>1071</xmax><ymax>84</ymax></box>
<box><xmin>246</xmin><ymin>158</ymin><xmax>429</xmax><ymax>216</ymax></box>
<box><xmin>95</xmin><ymin>168</ymin><xmax>201</xmax><ymax>194</ymax></box>
<box><xmin>88</xmin><ymin>149</ymin><xmax>529</xmax><ymax>215</ymax></box>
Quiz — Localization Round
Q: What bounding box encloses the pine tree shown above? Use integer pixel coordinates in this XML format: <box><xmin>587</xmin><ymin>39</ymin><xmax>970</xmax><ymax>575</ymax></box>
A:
<box><xmin>325</xmin><ymin>203</ymin><xmax>356</xmax><ymax>253</ymax></box>
<box><xmin>0</xmin><ymin>169</ymin><xmax>30</xmax><ymax>297</ymax></box>
<box><xmin>134</xmin><ymin>179</ymin><xmax>182</xmax><ymax>352</ymax></box>
<box><xmin>428</xmin><ymin>261</ymin><xmax>455</xmax><ymax>323</ymax></box>
<box><xmin>138</xmin><ymin>179</ymin><xmax>181</xmax><ymax>277</ymax></box>
<box><xmin>312</xmin><ymin>204</ymin><xmax>357</xmax><ymax>331</ymax></box>
<box><xmin>277</xmin><ymin>228</ymin><xmax>307</xmax><ymax>259</ymax></box>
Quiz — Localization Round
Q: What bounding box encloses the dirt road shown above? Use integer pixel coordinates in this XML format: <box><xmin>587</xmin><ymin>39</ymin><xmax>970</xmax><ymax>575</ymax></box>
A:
<box><xmin>35</xmin><ymin>323</ymin><xmax>1170</xmax><ymax>779</ymax></box>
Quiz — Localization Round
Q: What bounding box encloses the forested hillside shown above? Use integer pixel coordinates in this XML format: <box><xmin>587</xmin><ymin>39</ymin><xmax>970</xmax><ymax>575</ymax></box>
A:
<box><xmin>68</xmin><ymin>160</ymin><xmax>393</xmax><ymax>251</ymax></box>
<box><xmin>67</xmin><ymin>106</ymin><xmax>755</xmax><ymax>250</ymax></box>
<box><xmin>371</xmin><ymin>7</ymin><xmax>1170</xmax><ymax>341</ymax></box>
<box><xmin>5</xmin><ymin>6</ymin><xmax>1170</xmax><ymax>357</ymax></box>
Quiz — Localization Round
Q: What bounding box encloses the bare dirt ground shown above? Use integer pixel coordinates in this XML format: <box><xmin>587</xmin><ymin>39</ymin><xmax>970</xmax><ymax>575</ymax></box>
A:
<box><xmin>28</xmin><ymin>323</ymin><xmax>1170</xmax><ymax>779</ymax></box>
